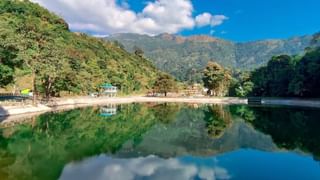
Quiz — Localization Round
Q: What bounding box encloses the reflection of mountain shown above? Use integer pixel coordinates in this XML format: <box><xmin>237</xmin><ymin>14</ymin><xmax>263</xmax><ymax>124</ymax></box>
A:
<box><xmin>1</xmin><ymin>104</ymin><xmax>319</xmax><ymax>180</ymax></box>
<box><xmin>116</xmin><ymin>116</ymin><xmax>277</xmax><ymax>158</ymax></box>
<box><xmin>232</xmin><ymin>105</ymin><xmax>320</xmax><ymax>160</ymax></box>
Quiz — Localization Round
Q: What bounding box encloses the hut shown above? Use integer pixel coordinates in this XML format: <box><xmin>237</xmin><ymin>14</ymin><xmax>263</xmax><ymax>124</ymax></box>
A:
<box><xmin>101</xmin><ymin>83</ymin><xmax>117</xmax><ymax>97</ymax></box>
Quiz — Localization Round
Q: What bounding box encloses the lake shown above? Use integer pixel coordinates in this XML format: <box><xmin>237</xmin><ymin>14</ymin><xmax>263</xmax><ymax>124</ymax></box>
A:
<box><xmin>0</xmin><ymin>103</ymin><xmax>319</xmax><ymax>180</ymax></box>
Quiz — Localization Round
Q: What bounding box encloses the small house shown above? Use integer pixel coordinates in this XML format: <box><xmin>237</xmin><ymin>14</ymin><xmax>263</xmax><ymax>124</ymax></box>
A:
<box><xmin>101</xmin><ymin>83</ymin><xmax>117</xmax><ymax>97</ymax></box>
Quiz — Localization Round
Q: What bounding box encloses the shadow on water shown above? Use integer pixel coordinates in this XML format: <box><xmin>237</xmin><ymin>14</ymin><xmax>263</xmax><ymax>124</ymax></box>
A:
<box><xmin>231</xmin><ymin>105</ymin><xmax>320</xmax><ymax>161</ymax></box>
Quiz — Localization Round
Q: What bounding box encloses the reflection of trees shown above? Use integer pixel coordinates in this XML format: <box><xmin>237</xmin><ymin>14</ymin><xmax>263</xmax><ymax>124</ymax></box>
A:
<box><xmin>151</xmin><ymin>103</ymin><xmax>181</xmax><ymax>124</ymax></box>
<box><xmin>0</xmin><ymin>104</ymin><xmax>157</xmax><ymax>180</ymax></box>
<box><xmin>231</xmin><ymin>105</ymin><xmax>320</xmax><ymax>160</ymax></box>
<box><xmin>204</xmin><ymin>105</ymin><xmax>232</xmax><ymax>138</ymax></box>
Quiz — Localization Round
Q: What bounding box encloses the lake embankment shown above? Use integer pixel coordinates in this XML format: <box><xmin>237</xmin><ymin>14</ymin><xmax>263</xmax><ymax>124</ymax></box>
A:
<box><xmin>1</xmin><ymin>96</ymin><xmax>320</xmax><ymax>121</ymax></box>
<box><xmin>0</xmin><ymin>96</ymin><xmax>246</xmax><ymax>119</ymax></box>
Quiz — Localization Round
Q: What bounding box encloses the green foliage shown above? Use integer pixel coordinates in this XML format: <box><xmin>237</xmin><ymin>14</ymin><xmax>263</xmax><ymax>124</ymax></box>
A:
<box><xmin>229</xmin><ymin>71</ymin><xmax>253</xmax><ymax>97</ymax></box>
<box><xmin>288</xmin><ymin>48</ymin><xmax>320</xmax><ymax>97</ymax></box>
<box><xmin>0</xmin><ymin>0</ymin><xmax>161</xmax><ymax>96</ymax></box>
<box><xmin>250</xmin><ymin>55</ymin><xmax>296</xmax><ymax>97</ymax></box>
<box><xmin>0</xmin><ymin>65</ymin><xmax>14</xmax><ymax>87</ymax></box>
<box><xmin>152</xmin><ymin>73</ymin><xmax>177</xmax><ymax>96</ymax></box>
<box><xmin>107</xmin><ymin>33</ymin><xmax>313</xmax><ymax>81</ymax></box>
<box><xmin>202</xmin><ymin>62</ymin><xmax>232</xmax><ymax>96</ymax></box>
<box><xmin>249</xmin><ymin>48</ymin><xmax>320</xmax><ymax>97</ymax></box>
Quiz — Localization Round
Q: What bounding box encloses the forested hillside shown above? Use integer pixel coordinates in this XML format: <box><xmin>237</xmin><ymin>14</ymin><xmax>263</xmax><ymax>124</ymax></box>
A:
<box><xmin>249</xmin><ymin>47</ymin><xmax>320</xmax><ymax>97</ymax></box>
<box><xmin>107</xmin><ymin>33</ymin><xmax>313</xmax><ymax>81</ymax></box>
<box><xmin>0</xmin><ymin>0</ymin><xmax>161</xmax><ymax>97</ymax></box>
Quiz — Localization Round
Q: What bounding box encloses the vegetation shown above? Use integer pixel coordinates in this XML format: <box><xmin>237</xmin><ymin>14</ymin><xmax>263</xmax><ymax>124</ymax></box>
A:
<box><xmin>202</xmin><ymin>62</ymin><xmax>232</xmax><ymax>96</ymax></box>
<box><xmin>249</xmin><ymin>48</ymin><xmax>320</xmax><ymax>97</ymax></box>
<box><xmin>152</xmin><ymin>73</ymin><xmax>177</xmax><ymax>96</ymax></box>
<box><xmin>229</xmin><ymin>71</ymin><xmax>254</xmax><ymax>97</ymax></box>
<box><xmin>0</xmin><ymin>0</ymin><xmax>161</xmax><ymax>97</ymax></box>
<box><xmin>107</xmin><ymin>33</ymin><xmax>313</xmax><ymax>81</ymax></box>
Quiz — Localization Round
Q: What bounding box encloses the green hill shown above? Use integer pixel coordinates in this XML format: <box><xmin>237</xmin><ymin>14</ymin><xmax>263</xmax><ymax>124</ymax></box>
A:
<box><xmin>107</xmin><ymin>33</ymin><xmax>314</xmax><ymax>81</ymax></box>
<box><xmin>0</xmin><ymin>0</ymin><xmax>161</xmax><ymax>96</ymax></box>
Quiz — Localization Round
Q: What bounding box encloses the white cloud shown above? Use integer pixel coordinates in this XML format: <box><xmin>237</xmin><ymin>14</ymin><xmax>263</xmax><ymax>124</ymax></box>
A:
<box><xmin>211</xmin><ymin>15</ymin><xmax>229</xmax><ymax>27</ymax></box>
<box><xmin>59</xmin><ymin>155</ymin><xmax>231</xmax><ymax>180</ymax></box>
<box><xmin>195</xmin><ymin>13</ymin><xmax>212</xmax><ymax>27</ymax></box>
<box><xmin>31</xmin><ymin>0</ymin><xmax>228</xmax><ymax>36</ymax></box>
<box><xmin>196</xmin><ymin>13</ymin><xmax>229</xmax><ymax>28</ymax></box>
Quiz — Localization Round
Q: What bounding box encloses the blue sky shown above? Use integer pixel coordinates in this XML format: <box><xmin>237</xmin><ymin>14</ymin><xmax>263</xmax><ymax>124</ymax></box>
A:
<box><xmin>127</xmin><ymin>0</ymin><xmax>320</xmax><ymax>41</ymax></box>
<box><xmin>32</xmin><ymin>0</ymin><xmax>320</xmax><ymax>42</ymax></box>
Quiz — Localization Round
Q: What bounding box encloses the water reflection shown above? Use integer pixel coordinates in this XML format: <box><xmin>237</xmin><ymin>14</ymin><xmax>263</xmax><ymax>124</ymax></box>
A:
<box><xmin>60</xmin><ymin>155</ymin><xmax>230</xmax><ymax>180</ymax></box>
<box><xmin>231</xmin><ymin>105</ymin><xmax>320</xmax><ymax>160</ymax></box>
<box><xmin>100</xmin><ymin>104</ymin><xmax>117</xmax><ymax>117</ymax></box>
<box><xmin>0</xmin><ymin>103</ymin><xmax>319</xmax><ymax>180</ymax></box>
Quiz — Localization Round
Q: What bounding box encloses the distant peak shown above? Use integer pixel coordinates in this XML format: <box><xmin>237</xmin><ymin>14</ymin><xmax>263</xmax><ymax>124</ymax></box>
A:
<box><xmin>156</xmin><ymin>34</ymin><xmax>221</xmax><ymax>44</ymax></box>
<box><xmin>186</xmin><ymin>35</ymin><xmax>219</xmax><ymax>43</ymax></box>
<box><xmin>158</xmin><ymin>33</ymin><xmax>175</xmax><ymax>41</ymax></box>
<box><xmin>157</xmin><ymin>33</ymin><xmax>186</xmax><ymax>44</ymax></box>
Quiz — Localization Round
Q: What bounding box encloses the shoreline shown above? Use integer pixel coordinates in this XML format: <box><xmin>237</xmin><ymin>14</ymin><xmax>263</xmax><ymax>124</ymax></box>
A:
<box><xmin>1</xmin><ymin>96</ymin><xmax>320</xmax><ymax>122</ymax></box>
<box><xmin>0</xmin><ymin>96</ymin><xmax>246</xmax><ymax>120</ymax></box>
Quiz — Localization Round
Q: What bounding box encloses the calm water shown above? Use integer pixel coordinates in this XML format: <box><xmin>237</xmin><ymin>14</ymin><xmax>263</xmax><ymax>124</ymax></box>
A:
<box><xmin>0</xmin><ymin>103</ymin><xmax>319</xmax><ymax>180</ymax></box>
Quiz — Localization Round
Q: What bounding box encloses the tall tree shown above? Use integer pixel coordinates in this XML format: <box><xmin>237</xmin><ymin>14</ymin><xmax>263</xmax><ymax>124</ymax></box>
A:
<box><xmin>289</xmin><ymin>48</ymin><xmax>320</xmax><ymax>97</ymax></box>
<box><xmin>153</xmin><ymin>74</ymin><xmax>176</xmax><ymax>96</ymax></box>
<box><xmin>202</xmin><ymin>62</ymin><xmax>231</xmax><ymax>96</ymax></box>
<box><xmin>0</xmin><ymin>14</ymin><xmax>22</xmax><ymax>87</ymax></box>
<box><xmin>251</xmin><ymin>55</ymin><xmax>295</xmax><ymax>97</ymax></box>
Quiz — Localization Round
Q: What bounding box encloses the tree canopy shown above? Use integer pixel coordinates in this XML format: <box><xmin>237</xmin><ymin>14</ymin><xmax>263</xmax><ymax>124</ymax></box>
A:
<box><xmin>152</xmin><ymin>74</ymin><xmax>177</xmax><ymax>96</ymax></box>
<box><xmin>0</xmin><ymin>0</ymin><xmax>161</xmax><ymax>97</ymax></box>
<box><xmin>249</xmin><ymin>48</ymin><xmax>320</xmax><ymax>97</ymax></box>
<box><xmin>202</xmin><ymin>62</ymin><xmax>232</xmax><ymax>96</ymax></box>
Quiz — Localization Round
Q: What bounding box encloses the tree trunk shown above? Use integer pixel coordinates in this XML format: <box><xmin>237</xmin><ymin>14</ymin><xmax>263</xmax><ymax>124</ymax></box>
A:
<box><xmin>164</xmin><ymin>91</ymin><xmax>167</xmax><ymax>97</ymax></box>
<box><xmin>32</xmin><ymin>71</ymin><xmax>38</xmax><ymax>106</ymax></box>
<box><xmin>45</xmin><ymin>77</ymin><xmax>52</xmax><ymax>100</ymax></box>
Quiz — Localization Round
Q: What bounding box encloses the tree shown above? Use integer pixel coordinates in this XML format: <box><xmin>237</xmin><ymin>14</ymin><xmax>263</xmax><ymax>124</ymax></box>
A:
<box><xmin>289</xmin><ymin>48</ymin><xmax>320</xmax><ymax>97</ymax></box>
<box><xmin>229</xmin><ymin>71</ymin><xmax>253</xmax><ymax>97</ymax></box>
<box><xmin>235</xmin><ymin>81</ymin><xmax>254</xmax><ymax>97</ymax></box>
<box><xmin>202</xmin><ymin>62</ymin><xmax>231</xmax><ymax>96</ymax></box>
<box><xmin>0</xmin><ymin>0</ymin><xmax>161</xmax><ymax>99</ymax></box>
<box><xmin>250</xmin><ymin>55</ymin><xmax>295</xmax><ymax>97</ymax></box>
<box><xmin>0</xmin><ymin>14</ymin><xmax>22</xmax><ymax>87</ymax></box>
<box><xmin>153</xmin><ymin>74</ymin><xmax>176</xmax><ymax>96</ymax></box>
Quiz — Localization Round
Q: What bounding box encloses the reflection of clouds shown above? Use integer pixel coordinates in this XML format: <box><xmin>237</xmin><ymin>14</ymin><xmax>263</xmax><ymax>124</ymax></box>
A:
<box><xmin>59</xmin><ymin>155</ymin><xmax>230</xmax><ymax>180</ymax></box>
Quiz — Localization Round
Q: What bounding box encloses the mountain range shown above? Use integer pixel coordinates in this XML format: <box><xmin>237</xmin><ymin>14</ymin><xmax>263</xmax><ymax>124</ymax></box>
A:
<box><xmin>107</xmin><ymin>33</ymin><xmax>317</xmax><ymax>81</ymax></box>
